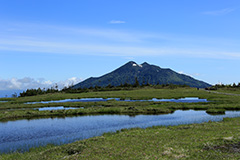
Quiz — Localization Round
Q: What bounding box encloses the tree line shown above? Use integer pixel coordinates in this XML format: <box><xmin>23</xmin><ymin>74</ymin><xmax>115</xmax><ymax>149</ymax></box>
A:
<box><xmin>62</xmin><ymin>79</ymin><xmax>189</xmax><ymax>93</ymax></box>
<box><xmin>206</xmin><ymin>83</ymin><xmax>240</xmax><ymax>90</ymax></box>
<box><xmin>19</xmin><ymin>84</ymin><xmax>59</xmax><ymax>97</ymax></box>
<box><xmin>18</xmin><ymin>79</ymin><xmax>189</xmax><ymax>97</ymax></box>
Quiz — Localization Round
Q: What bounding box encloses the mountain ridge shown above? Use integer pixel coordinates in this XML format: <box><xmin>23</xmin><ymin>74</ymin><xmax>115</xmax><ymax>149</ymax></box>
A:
<box><xmin>72</xmin><ymin>61</ymin><xmax>211</xmax><ymax>89</ymax></box>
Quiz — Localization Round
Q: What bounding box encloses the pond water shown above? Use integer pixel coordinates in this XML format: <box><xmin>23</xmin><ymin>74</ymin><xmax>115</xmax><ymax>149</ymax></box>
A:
<box><xmin>26</xmin><ymin>97</ymin><xmax>208</xmax><ymax>104</ymax></box>
<box><xmin>36</xmin><ymin>106</ymin><xmax>80</xmax><ymax>111</ymax></box>
<box><xmin>0</xmin><ymin>101</ymin><xmax>7</xmax><ymax>103</ymax></box>
<box><xmin>1</xmin><ymin>110</ymin><xmax>240</xmax><ymax>153</ymax></box>
<box><xmin>4</xmin><ymin>106</ymin><xmax>82</xmax><ymax>111</ymax></box>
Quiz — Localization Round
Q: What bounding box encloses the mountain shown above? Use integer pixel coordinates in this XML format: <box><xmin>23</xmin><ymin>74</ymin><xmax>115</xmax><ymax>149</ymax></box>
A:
<box><xmin>72</xmin><ymin>61</ymin><xmax>211</xmax><ymax>89</ymax></box>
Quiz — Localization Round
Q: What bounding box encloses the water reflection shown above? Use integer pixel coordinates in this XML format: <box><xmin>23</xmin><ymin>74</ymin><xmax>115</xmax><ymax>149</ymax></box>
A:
<box><xmin>1</xmin><ymin>110</ymin><xmax>240</xmax><ymax>153</ymax></box>
<box><xmin>36</xmin><ymin>106</ymin><xmax>80</xmax><ymax>111</ymax></box>
<box><xmin>25</xmin><ymin>97</ymin><xmax>208</xmax><ymax>104</ymax></box>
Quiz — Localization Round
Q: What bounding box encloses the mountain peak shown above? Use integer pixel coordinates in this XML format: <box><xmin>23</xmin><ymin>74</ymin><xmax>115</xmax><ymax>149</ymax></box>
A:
<box><xmin>125</xmin><ymin>61</ymin><xmax>143</xmax><ymax>68</ymax></box>
<box><xmin>141</xmin><ymin>62</ymin><xmax>150</xmax><ymax>66</ymax></box>
<box><xmin>126</xmin><ymin>61</ymin><xmax>137</xmax><ymax>65</ymax></box>
<box><xmin>72</xmin><ymin>61</ymin><xmax>211</xmax><ymax>89</ymax></box>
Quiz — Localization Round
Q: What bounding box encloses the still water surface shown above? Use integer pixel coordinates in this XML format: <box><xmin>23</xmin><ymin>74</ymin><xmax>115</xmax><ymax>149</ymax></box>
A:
<box><xmin>1</xmin><ymin>110</ymin><xmax>240</xmax><ymax>153</ymax></box>
<box><xmin>26</xmin><ymin>97</ymin><xmax>208</xmax><ymax>104</ymax></box>
<box><xmin>37</xmin><ymin>106</ymin><xmax>79</xmax><ymax>111</ymax></box>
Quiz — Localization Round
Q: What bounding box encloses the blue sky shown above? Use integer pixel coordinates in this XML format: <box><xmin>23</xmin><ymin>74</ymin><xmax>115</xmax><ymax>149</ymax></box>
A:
<box><xmin>0</xmin><ymin>0</ymin><xmax>240</xmax><ymax>91</ymax></box>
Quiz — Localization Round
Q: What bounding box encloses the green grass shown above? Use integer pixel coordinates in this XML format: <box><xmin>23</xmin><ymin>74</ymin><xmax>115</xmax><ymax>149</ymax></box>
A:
<box><xmin>0</xmin><ymin>102</ymin><xmax>175</xmax><ymax>121</ymax></box>
<box><xmin>1</xmin><ymin>117</ymin><xmax>240</xmax><ymax>159</ymax></box>
<box><xmin>215</xmin><ymin>88</ymin><xmax>240</xmax><ymax>94</ymax></box>
<box><xmin>0</xmin><ymin>87</ymin><xmax>214</xmax><ymax>103</ymax></box>
<box><xmin>1</xmin><ymin>87</ymin><xmax>240</xmax><ymax>159</ymax></box>
<box><xmin>206</xmin><ymin>109</ymin><xmax>226</xmax><ymax>115</ymax></box>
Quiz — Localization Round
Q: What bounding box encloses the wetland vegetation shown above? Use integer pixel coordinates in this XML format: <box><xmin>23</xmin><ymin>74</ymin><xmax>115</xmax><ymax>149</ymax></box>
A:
<box><xmin>1</xmin><ymin>87</ymin><xmax>240</xmax><ymax>121</ymax></box>
<box><xmin>1</xmin><ymin>116</ymin><xmax>240</xmax><ymax>159</ymax></box>
<box><xmin>1</xmin><ymin>86</ymin><xmax>240</xmax><ymax>159</ymax></box>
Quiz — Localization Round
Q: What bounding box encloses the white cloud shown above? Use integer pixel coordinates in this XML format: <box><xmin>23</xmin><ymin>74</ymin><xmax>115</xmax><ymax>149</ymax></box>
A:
<box><xmin>57</xmin><ymin>77</ymin><xmax>83</xmax><ymax>89</ymax></box>
<box><xmin>1</xmin><ymin>22</ymin><xmax>240</xmax><ymax>59</ymax></box>
<box><xmin>1</xmin><ymin>37</ymin><xmax>240</xmax><ymax>59</ymax></box>
<box><xmin>0</xmin><ymin>77</ymin><xmax>83</xmax><ymax>90</ymax></box>
<box><xmin>109</xmin><ymin>20</ymin><xmax>126</xmax><ymax>24</ymax></box>
<box><xmin>178</xmin><ymin>71</ymin><xmax>201</xmax><ymax>77</ymax></box>
<box><xmin>202</xmin><ymin>8</ymin><xmax>235</xmax><ymax>16</ymax></box>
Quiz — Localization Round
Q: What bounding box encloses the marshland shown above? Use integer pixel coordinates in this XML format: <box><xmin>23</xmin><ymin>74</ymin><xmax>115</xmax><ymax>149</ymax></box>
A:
<box><xmin>1</xmin><ymin>87</ymin><xmax>240</xmax><ymax>159</ymax></box>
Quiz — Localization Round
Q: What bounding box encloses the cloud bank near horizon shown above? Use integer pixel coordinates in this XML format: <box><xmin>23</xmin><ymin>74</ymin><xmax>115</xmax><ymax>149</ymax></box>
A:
<box><xmin>0</xmin><ymin>77</ymin><xmax>83</xmax><ymax>91</ymax></box>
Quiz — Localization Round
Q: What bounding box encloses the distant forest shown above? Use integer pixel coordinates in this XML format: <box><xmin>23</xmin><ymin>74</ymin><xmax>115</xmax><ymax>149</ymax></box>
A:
<box><xmin>19</xmin><ymin>81</ymin><xmax>189</xmax><ymax>97</ymax></box>
<box><xmin>17</xmin><ymin>81</ymin><xmax>240</xmax><ymax>98</ymax></box>
<box><xmin>19</xmin><ymin>84</ymin><xmax>59</xmax><ymax>97</ymax></box>
<box><xmin>206</xmin><ymin>83</ymin><xmax>240</xmax><ymax>90</ymax></box>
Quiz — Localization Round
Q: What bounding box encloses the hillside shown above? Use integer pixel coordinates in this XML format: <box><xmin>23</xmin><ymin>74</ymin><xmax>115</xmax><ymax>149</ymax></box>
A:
<box><xmin>72</xmin><ymin>61</ymin><xmax>211</xmax><ymax>89</ymax></box>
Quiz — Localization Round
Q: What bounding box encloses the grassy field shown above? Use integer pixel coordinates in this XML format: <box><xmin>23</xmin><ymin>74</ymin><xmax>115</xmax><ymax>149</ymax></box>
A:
<box><xmin>1</xmin><ymin>116</ymin><xmax>240</xmax><ymax>160</ymax></box>
<box><xmin>1</xmin><ymin>87</ymin><xmax>240</xmax><ymax>159</ymax></box>
<box><xmin>0</xmin><ymin>87</ymin><xmax>228</xmax><ymax>103</ymax></box>
<box><xmin>1</xmin><ymin>87</ymin><xmax>240</xmax><ymax>121</ymax></box>
<box><xmin>214</xmin><ymin>88</ymin><xmax>240</xmax><ymax>94</ymax></box>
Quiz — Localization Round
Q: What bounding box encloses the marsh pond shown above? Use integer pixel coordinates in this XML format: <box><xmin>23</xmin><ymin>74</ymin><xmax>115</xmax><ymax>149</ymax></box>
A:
<box><xmin>25</xmin><ymin>97</ymin><xmax>208</xmax><ymax>104</ymax></box>
<box><xmin>1</xmin><ymin>110</ymin><xmax>240</xmax><ymax>153</ymax></box>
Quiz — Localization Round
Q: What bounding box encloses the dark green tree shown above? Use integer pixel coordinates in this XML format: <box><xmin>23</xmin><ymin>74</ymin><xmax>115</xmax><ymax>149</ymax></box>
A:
<box><xmin>133</xmin><ymin>77</ymin><xmax>140</xmax><ymax>87</ymax></box>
